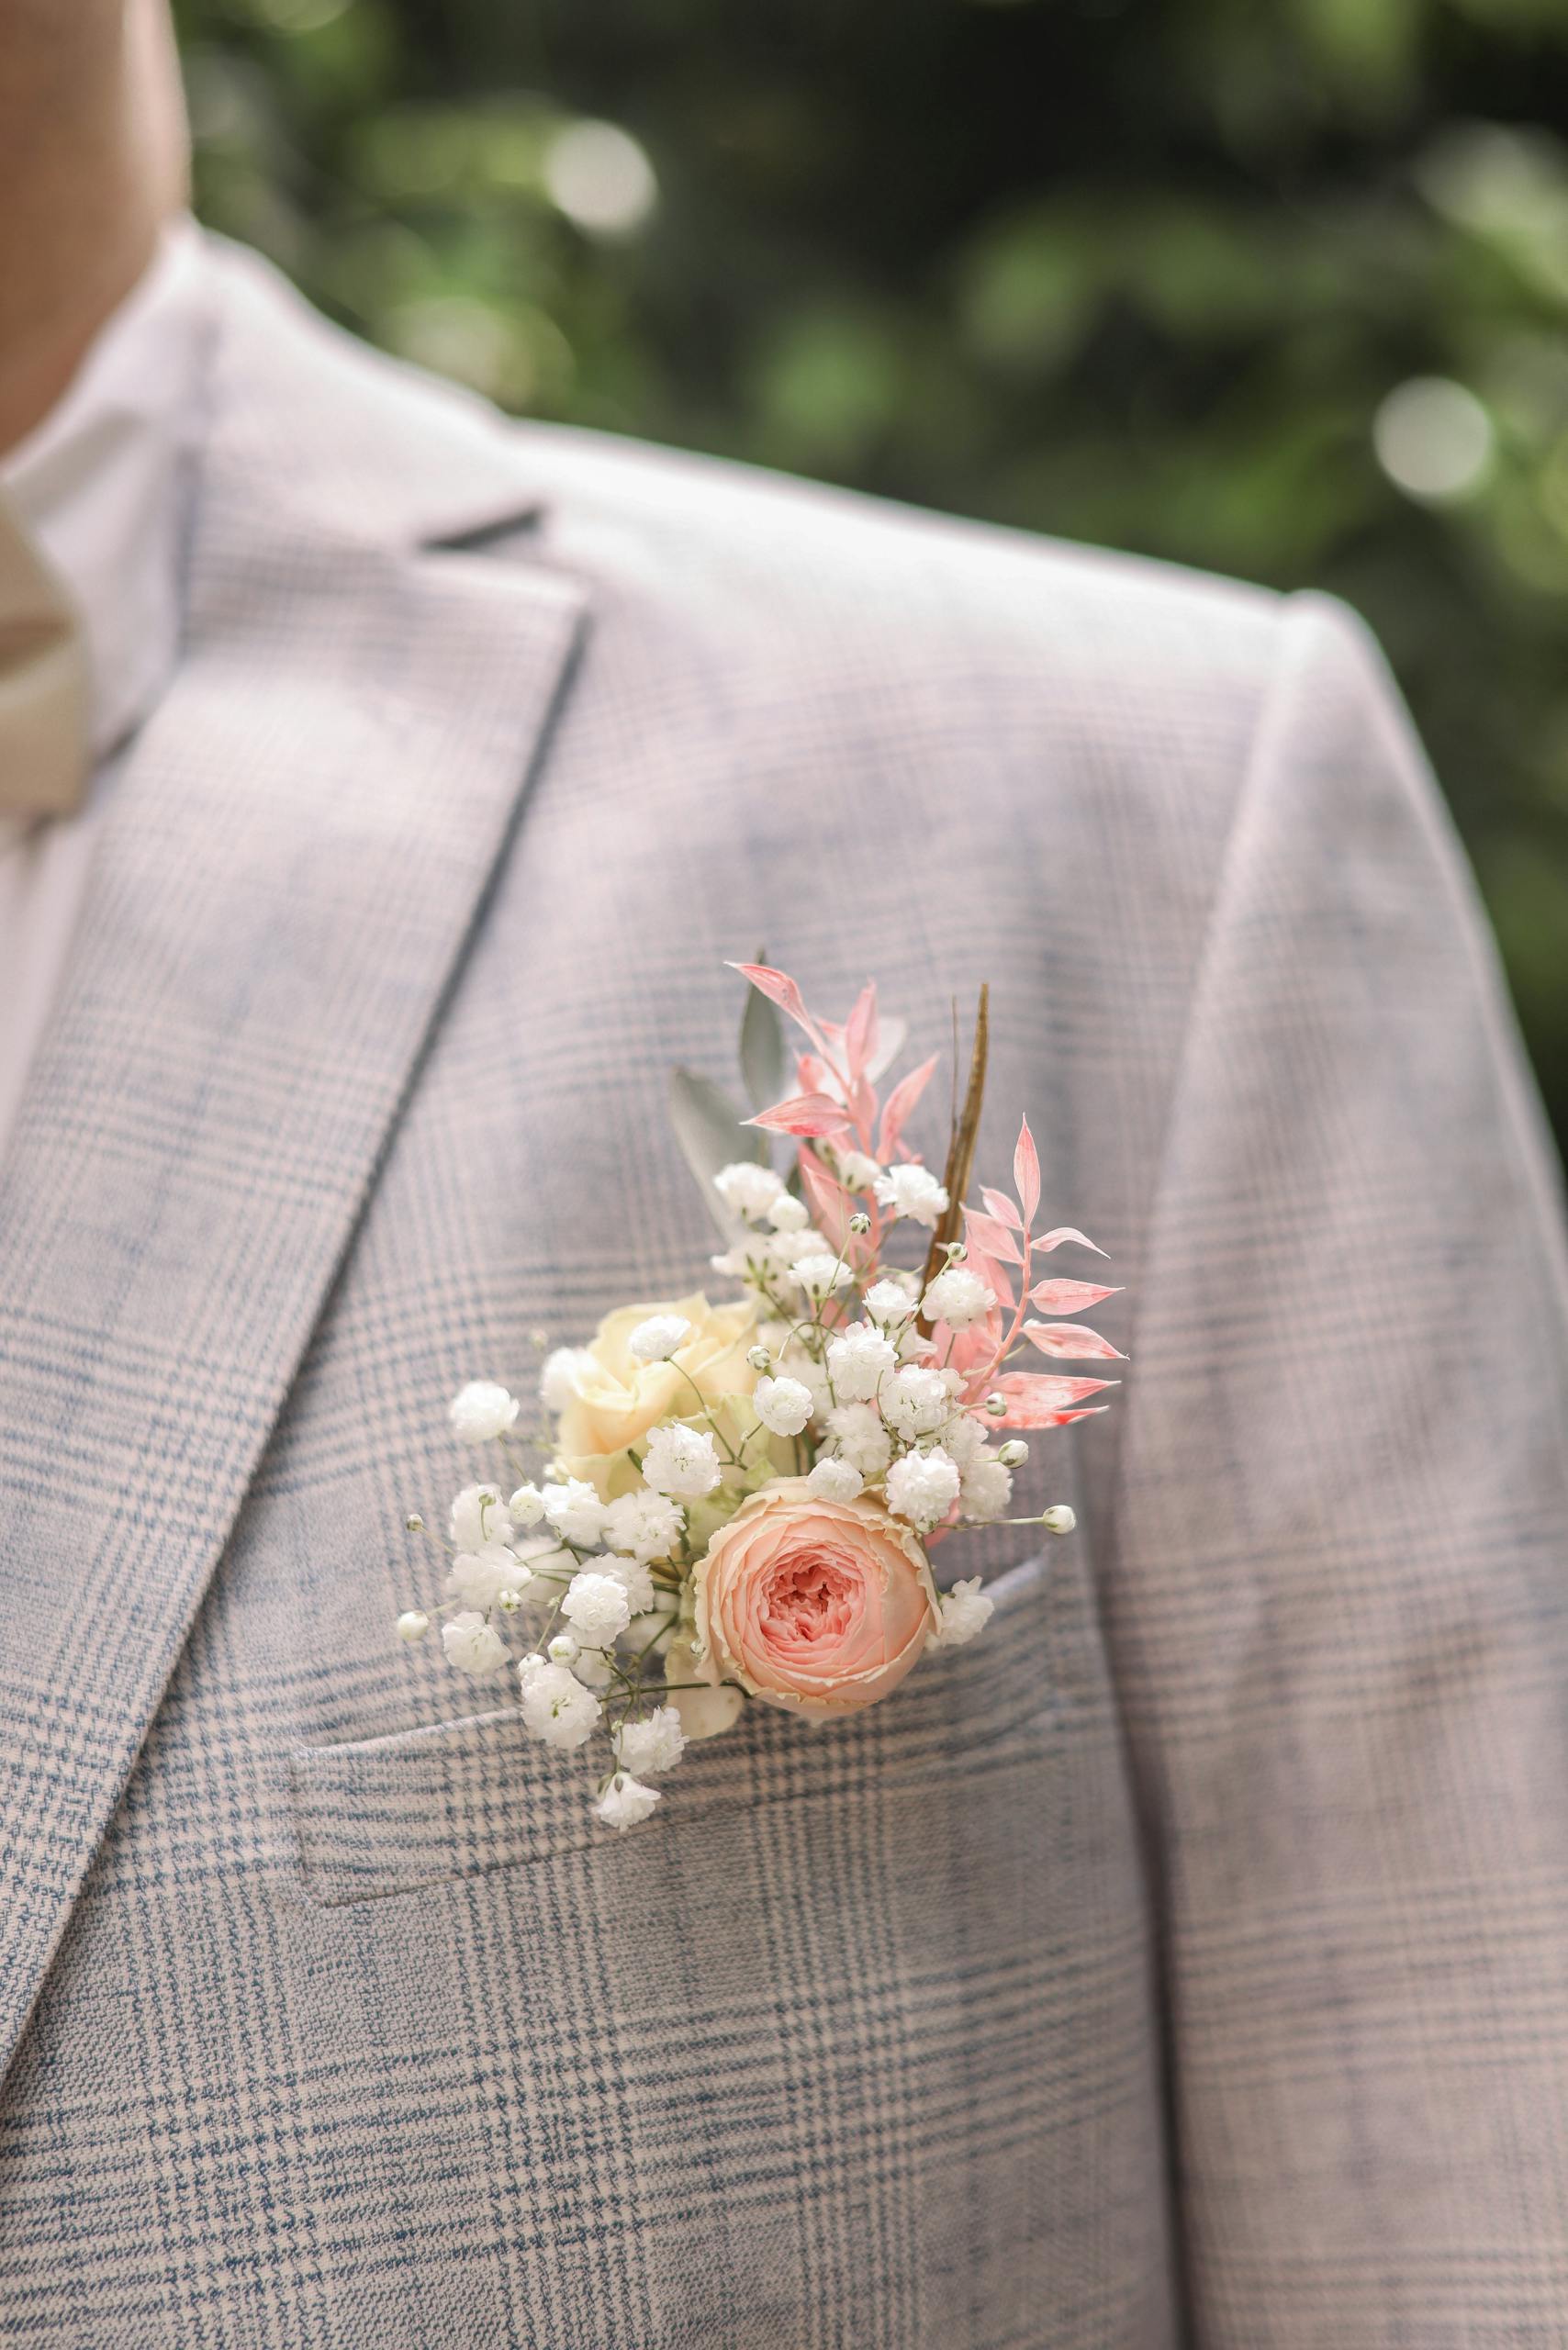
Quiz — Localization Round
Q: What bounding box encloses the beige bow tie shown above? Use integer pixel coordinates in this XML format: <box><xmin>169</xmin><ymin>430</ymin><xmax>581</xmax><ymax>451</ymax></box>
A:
<box><xmin>0</xmin><ymin>490</ymin><xmax>88</xmax><ymax>820</ymax></box>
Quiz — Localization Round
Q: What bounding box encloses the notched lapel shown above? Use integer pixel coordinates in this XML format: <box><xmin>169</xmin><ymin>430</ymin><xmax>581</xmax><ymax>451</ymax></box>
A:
<box><xmin>0</xmin><ymin>242</ymin><xmax>590</xmax><ymax>2077</ymax></box>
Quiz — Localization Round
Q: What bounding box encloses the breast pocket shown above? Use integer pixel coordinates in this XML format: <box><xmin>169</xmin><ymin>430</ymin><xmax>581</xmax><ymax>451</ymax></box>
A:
<box><xmin>290</xmin><ymin>1551</ymin><xmax>1061</xmax><ymax>1907</ymax></box>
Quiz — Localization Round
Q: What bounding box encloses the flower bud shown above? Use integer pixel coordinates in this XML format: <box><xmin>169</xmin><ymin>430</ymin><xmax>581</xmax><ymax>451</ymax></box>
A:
<box><xmin>396</xmin><ymin>1610</ymin><xmax>430</xmax><ymax>1642</ymax></box>
<box><xmin>999</xmin><ymin>1439</ymin><xmax>1029</xmax><ymax>1468</ymax></box>
<box><xmin>1041</xmin><ymin>1504</ymin><xmax>1077</xmax><ymax>1537</ymax></box>
<box><xmin>848</xmin><ymin>1211</ymin><xmax>871</xmax><ymax>1236</ymax></box>
<box><xmin>547</xmin><ymin>1632</ymin><xmax>579</xmax><ymax>1664</ymax></box>
<box><xmin>497</xmin><ymin>1587</ymin><xmax>523</xmax><ymax>1614</ymax></box>
<box><xmin>945</xmin><ymin>1239</ymin><xmax>967</xmax><ymax>1261</ymax></box>
<box><xmin>746</xmin><ymin>1345</ymin><xmax>772</xmax><ymax>1372</ymax></box>
<box><xmin>404</xmin><ymin>1514</ymin><xmax>425</xmax><ymax>1535</ymax></box>
<box><xmin>984</xmin><ymin>1392</ymin><xmax>1007</xmax><ymax>1416</ymax></box>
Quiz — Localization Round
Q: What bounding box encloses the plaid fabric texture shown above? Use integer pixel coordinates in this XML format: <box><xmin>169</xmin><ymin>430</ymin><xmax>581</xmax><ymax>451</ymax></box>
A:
<box><xmin>0</xmin><ymin>236</ymin><xmax>1562</xmax><ymax>2345</ymax></box>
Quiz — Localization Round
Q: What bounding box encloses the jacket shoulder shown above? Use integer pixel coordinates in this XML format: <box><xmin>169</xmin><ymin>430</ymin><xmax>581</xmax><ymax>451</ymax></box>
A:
<box><xmin>511</xmin><ymin>416</ymin><xmax>1286</xmax><ymax>711</ymax></box>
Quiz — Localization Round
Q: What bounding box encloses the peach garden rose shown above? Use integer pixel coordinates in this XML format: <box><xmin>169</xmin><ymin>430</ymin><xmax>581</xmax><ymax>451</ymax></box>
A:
<box><xmin>692</xmin><ymin>1479</ymin><xmax>940</xmax><ymax>1717</ymax></box>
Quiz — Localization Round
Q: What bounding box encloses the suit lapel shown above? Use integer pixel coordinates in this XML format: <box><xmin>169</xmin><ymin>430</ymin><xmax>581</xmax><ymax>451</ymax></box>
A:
<box><xmin>0</xmin><ymin>241</ymin><xmax>590</xmax><ymax>2074</ymax></box>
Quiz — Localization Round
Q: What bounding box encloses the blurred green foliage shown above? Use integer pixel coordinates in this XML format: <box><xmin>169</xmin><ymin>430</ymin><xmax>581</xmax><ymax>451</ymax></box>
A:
<box><xmin>175</xmin><ymin>0</ymin><xmax>1568</xmax><ymax>1156</ymax></box>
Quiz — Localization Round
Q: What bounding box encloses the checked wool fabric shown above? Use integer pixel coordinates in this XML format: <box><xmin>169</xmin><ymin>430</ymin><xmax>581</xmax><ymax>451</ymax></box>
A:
<box><xmin>0</xmin><ymin>234</ymin><xmax>1564</xmax><ymax>2346</ymax></box>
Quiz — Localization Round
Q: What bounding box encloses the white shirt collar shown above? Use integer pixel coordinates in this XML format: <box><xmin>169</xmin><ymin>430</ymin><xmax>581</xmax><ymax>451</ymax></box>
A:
<box><xmin>1</xmin><ymin>214</ymin><xmax>216</xmax><ymax>767</ymax></box>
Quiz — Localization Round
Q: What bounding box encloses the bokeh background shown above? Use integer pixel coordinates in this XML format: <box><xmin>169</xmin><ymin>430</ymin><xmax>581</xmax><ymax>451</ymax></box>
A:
<box><xmin>174</xmin><ymin>0</ymin><xmax>1568</xmax><ymax>1157</ymax></box>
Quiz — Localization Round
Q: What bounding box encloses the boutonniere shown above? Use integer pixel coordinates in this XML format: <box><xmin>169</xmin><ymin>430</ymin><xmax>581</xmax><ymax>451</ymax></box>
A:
<box><xmin>396</xmin><ymin>964</ymin><xmax>1123</xmax><ymax>1830</ymax></box>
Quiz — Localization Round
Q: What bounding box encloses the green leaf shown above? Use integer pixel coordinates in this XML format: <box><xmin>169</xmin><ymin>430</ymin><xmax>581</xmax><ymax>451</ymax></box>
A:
<box><xmin>667</xmin><ymin>1065</ymin><xmax>767</xmax><ymax>1234</ymax></box>
<box><xmin>738</xmin><ymin>963</ymin><xmax>788</xmax><ymax>1113</ymax></box>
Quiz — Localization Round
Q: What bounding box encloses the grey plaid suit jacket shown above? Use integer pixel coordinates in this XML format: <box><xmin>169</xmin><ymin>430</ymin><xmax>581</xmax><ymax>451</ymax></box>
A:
<box><xmin>0</xmin><ymin>230</ymin><xmax>1563</xmax><ymax>2348</ymax></box>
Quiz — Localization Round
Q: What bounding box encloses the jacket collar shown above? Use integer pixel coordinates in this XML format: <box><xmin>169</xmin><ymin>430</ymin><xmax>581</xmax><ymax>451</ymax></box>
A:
<box><xmin>0</xmin><ymin>234</ymin><xmax>590</xmax><ymax>2075</ymax></box>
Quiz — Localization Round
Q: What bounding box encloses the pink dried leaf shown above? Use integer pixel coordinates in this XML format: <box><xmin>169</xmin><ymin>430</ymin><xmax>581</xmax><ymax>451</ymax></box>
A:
<box><xmin>1034</xmin><ymin>1226</ymin><xmax>1107</xmax><ymax>1258</ymax></box>
<box><xmin>980</xmin><ymin>1186</ymin><xmax>1024</xmax><ymax>1231</ymax></box>
<box><xmin>1023</xmin><ymin>1321</ymin><xmax>1127</xmax><ymax>1362</ymax></box>
<box><xmin>963</xmin><ymin>1239</ymin><xmax>1015</xmax><ymax>1313</ymax></box>
<box><xmin>962</xmin><ymin>1209</ymin><xmax>1025</xmax><ymax>1268</ymax></box>
<box><xmin>845</xmin><ymin>980</ymin><xmax>879</xmax><ymax>1082</ymax></box>
<box><xmin>1028</xmin><ymin>1279</ymin><xmax>1122</xmax><ymax>1315</ymax></box>
<box><xmin>796</xmin><ymin>1051</ymin><xmax>845</xmax><ymax>1104</ymax></box>
<box><xmin>799</xmin><ymin>1147</ymin><xmax>853</xmax><ymax>1248</ymax></box>
<box><xmin>1014</xmin><ymin>1116</ymin><xmax>1041</xmax><ymax>1227</ymax></box>
<box><xmin>747</xmin><ymin>1091</ymin><xmax>854</xmax><ymax>1139</ymax></box>
<box><xmin>729</xmin><ymin>963</ymin><xmax>831</xmax><ymax>1058</ymax></box>
<box><xmin>847</xmin><ymin>1074</ymin><xmax>878</xmax><ymax>1136</ymax></box>
<box><xmin>877</xmin><ymin>1052</ymin><xmax>939</xmax><ymax>1161</ymax></box>
<box><xmin>990</xmin><ymin>1372</ymin><xmax>1117</xmax><ymax>1427</ymax></box>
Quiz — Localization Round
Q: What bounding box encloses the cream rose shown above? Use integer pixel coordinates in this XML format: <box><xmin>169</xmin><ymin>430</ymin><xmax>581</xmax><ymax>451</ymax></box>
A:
<box><xmin>556</xmin><ymin>1292</ymin><xmax>760</xmax><ymax>1493</ymax></box>
<box><xmin>692</xmin><ymin>1479</ymin><xmax>938</xmax><ymax>1718</ymax></box>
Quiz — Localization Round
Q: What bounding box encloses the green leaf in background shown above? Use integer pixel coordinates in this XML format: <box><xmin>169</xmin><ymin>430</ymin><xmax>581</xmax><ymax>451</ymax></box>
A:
<box><xmin>667</xmin><ymin>1065</ymin><xmax>766</xmax><ymax>1237</ymax></box>
<box><xmin>738</xmin><ymin>955</ymin><xmax>788</xmax><ymax>1114</ymax></box>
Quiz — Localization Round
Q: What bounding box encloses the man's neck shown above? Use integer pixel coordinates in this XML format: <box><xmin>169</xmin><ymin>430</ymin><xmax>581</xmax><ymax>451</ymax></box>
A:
<box><xmin>0</xmin><ymin>0</ymin><xmax>187</xmax><ymax>458</ymax></box>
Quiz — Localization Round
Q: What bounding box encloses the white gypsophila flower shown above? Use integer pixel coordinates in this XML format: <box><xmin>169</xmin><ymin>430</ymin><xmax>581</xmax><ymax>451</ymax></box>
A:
<box><xmin>825</xmin><ymin>1321</ymin><xmax>898</xmax><ymax>1404</ymax></box>
<box><xmin>603</xmin><ymin>1487</ymin><xmax>685</xmax><ymax>1564</ymax></box>
<box><xmin>509</xmin><ymin>1483</ymin><xmax>546</xmax><ymax>1528</ymax></box>
<box><xmin>873</xmin><ymin>1163</ymin><xmax>949</xmax><ymax>1228</ymax></box>
<box><xmin>836</xmin><ymin>1149</ymin><xmax>883</xmax><ymax>1192</ymax></box>
<box><xmin>881</xmin><ymin>1364</ymin><xmax>955</xmax><ymax>1441</ymax></box>
<box><xmin>777</xmin><ymin>1341</ymin><xmax>834</xmax><ymax>1418</ymax></box>
<box><xmin>753</xmin><ymin>1373</ymin><xmax>815</xmax><ymax>1436</ymax></box>
<box><xmin>863</xmin><ymin>1278</ymin><xmax>917</xmax><ymax>1327</ymax></box>
<box><xmin>543</xmin><ymin>1477</ymin><xmax>608</xmax><ymax>1549</ymax></box>
<box><xmin>766</xmin><ymin>1192</ymin><xmax>810</xmax><ymax>1232</ymax></box>
<box><xmin>825</xmin><ymin>1401</ymin><xmax>894</xmax><ymax>1475</ymax></box>
<box><xmin>897</xmin><ymin>1326</ymin><xmax>938</xmax><ymax>1363</ymax></box>
<box><xmin>885</xmin><ymin>1445</ymin><xmax>962</xmax><ymax>1531</ymax></box>
<box><xmin>594</xmin><ymin>1773</ymin><xmax>662</xmax><ymax>1830</ymax></box>
<box><xmin>449</xmin><ymin>1380</ymin><xmax>521</xmax><ymax>1445</ymax></box>
<box><xmin>561</xmin><ymin>1570</ymin><xmax>633</xmax><ymax>1646</ymax></box>
<box><xmin>791</xmin><ymin>1251</ymin><xmax>850</xmax><ymax>1299</ymax></box>
<box><xmin>642</xmin><ymin>1420</ymin><xmax>722</xmax><ymax>1498</ymax></box>
<box><xmin>540</xmin><ymin>1346</ymin><xmax>595</xmax><ymax>1415</ymax></box>
<box><xmin>921</xmin><ymin>1266</ymin><xmax>997</xmax><ymax>1333</ymax></box>
<box><xmin>960</xmin><ymin>1455</ymin><xmax>1014</xmax><ymax>1521</ymax></box>
<box><xmin>929</xmin><ymin>1576</ymin><xmax>995</xmax><ymax>1650</ymax></box>
<box><xmin>767</xmin><ymin>1225</ymin><xmax>828</xmax><ymax>1272</ymax></box>
<box><xmin>807</xmin><ymin>1454</ymin><xmax>865</xmax><ymax>1502</ymax></box>
<box><xmin>573</xmin><ymin>1647</ymin><xmax>614</xmax><ymax>1690</ymax></box>
<box><xmin>613</xmin><ymin>1704</ymin><xmax>688</xmax><ymax>1778</ymax></box>
<box><xmin>441</xmin><ymin>1611</ymin><xmax>511</xmax><ymax>1678</ymax></box>
<box><xmin>602</xmin><ymin>1555</ymin><xmax>657</xmax><ymax>1614</ymax></box>
<box><xmin>444</xmin><ymin>1543</ymin><xmax>522</xmax><ymax>1612</ymax></box>
<box><xmin>628</xmin><ymin>1314</ymin><xmax>692</xmax><ymax>1364</ymax></box>
<box><xmin>942</xmin><ymin>1411</ymin><xmax>989</xmax><ymax>1471</ymax></box>
<box><xmin>519</xmin><ymin>1658</ymin><xmax>602</xmax><ymax>1750</ymax></box>
<box><xmin>713</xmin><ymin>1161</ymin><xmax>785</xmax><ymax>1221</ymax></box>
<box><xmin>448</xmin><ymin>1483</ymin><xmax>511</xmax><ymax>1551</ymax></box>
